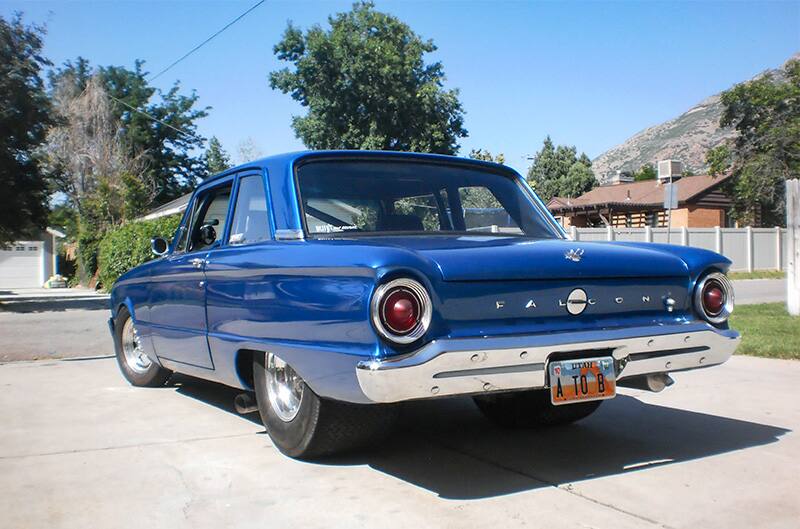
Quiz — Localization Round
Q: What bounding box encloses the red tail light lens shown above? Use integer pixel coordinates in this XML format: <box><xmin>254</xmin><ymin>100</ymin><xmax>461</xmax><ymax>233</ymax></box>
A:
<box><xmin>694</xmin><ymin>272</ymin><xmax>733</xmax><ymax>325</ymax></box>
<box><xmin>371</xmin><ymin>278</ymin><xmax>432</xmax><ymax>344</ymax></box>
<box><xmin>702</xmin><ymin>283</ymin><xmax>725</xmax><ymax>315</ymax></box>
<box><xmin>382</xmin><ymin>289</ymin><xmax>420</xmax><ymax>334</ymax></box>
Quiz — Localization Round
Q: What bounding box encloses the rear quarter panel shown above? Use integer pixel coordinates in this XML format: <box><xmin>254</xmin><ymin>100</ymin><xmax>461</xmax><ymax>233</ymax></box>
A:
<box><xmin>202</xmin><ymin>240</ymin><xmax>441</xmax><ymax>399</ymax></box>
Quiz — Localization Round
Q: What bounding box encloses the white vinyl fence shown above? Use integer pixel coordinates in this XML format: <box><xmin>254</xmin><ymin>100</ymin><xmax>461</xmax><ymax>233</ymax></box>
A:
<box><xmin>567</xmin><ymin>226</ymin><xmax>788</xmax><ymax>273</ymax></box>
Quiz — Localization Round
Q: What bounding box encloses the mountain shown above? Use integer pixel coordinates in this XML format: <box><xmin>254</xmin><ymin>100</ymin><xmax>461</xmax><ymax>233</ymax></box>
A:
<box><xmin>591</xmin><ymin>54</ymin><xmax>798</xmax><ymax>182</ymax></box>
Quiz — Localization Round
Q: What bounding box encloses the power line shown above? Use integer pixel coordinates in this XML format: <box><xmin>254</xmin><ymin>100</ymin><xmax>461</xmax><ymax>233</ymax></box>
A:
<box><xmin>147</xmin><ymin>0</ymin><xmax>266</xmax><ymax>83</ymax></box>
<box><xmin>106</xmin><ymin>92</ymin><xmax>197</xmax><ymax>139</ymax></box>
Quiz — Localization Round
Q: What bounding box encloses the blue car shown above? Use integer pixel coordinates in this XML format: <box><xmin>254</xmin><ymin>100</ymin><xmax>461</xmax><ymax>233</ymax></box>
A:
<box><xmin>109</xmin><ymin>151</ymin><xmax>740</xmax><ymax>458</ymax></box>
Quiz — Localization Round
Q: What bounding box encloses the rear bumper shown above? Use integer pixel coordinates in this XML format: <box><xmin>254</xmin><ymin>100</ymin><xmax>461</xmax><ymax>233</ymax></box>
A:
<box><xmin>355</xmin><ymin>323</ymin><xmax>740</xmax><ymax>403</ymax></box>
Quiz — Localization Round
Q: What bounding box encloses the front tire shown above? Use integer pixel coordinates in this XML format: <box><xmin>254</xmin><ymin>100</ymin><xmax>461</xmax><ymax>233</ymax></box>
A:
<box><xmin>113</xmin><ymin>306</ymin><xmax>172</xmax><ymax>387</ymax></box>
<box><xmin>474</xmin><ymin>389</ymin><xmax>602</xmax><ymax>428</ymax></box>
<box><xmin>253</xmin><ymin>352</ymin><xmax>396</xmax><ymax>459</ymax></box>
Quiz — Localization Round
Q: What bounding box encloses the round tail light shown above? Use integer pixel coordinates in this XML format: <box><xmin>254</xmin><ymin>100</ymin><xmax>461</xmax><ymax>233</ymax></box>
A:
<box><xmin>371</xmin><ymin>278</ymin><xmax>432</xmax><ymax>344</ymax></box>
<box><xmin>694</xmin><ymin>272</ymin><xmax>734</xmax><ymax>324</ymax></box>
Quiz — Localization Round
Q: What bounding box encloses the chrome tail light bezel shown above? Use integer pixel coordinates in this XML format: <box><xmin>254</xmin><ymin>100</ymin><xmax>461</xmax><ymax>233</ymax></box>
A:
<box><xmin>371</xmin><ymin>278</ymin><xmax>432</xmax><ymax>344</ymax></box>
<box><xmin>694</xmin><ymin>271</ymin><xmax>734</xmax><ymax>325</ymax></box>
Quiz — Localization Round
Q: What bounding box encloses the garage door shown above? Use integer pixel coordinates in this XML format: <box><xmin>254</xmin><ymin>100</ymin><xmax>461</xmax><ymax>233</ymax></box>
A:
<box><xmin>0</xmin><ymin>243</ymin><xmax>42</xmax><ymax>288</ymax></box>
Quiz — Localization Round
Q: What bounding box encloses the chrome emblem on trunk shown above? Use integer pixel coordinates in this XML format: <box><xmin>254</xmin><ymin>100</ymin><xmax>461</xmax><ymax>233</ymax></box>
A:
<box><xmin>565</xmin><ymin>248</ymin><xmax>584</xmax><ymax>262</ymax></box>
<box><xmin>561</xmin><ymin>288</ymin><xmax>592</xmax><ymax>315</ymax></box>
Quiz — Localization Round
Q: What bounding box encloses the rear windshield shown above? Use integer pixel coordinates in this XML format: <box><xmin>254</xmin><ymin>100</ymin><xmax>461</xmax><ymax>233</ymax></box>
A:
<box><xmin>296</xmin><ymin>160</ymin><xmax>562</xmax><ymax>239</ymax></box>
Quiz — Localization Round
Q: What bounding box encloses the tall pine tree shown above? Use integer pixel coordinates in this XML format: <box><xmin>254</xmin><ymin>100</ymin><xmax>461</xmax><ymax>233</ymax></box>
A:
<box><xmin>0</xmin><ymin>15</ymin><xmax>52</xmax><ymax>246</ymax></box>
<box><xmin>526</xmin><ymin>136</ymin><xmax>596</xmax><ymax>202</ymax></box>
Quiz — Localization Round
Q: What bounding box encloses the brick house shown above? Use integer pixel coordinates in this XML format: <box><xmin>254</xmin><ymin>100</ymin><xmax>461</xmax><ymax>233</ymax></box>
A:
<box><xmin>547</xmin><ymin>173</ymin><xmax>733</xmax><ymax>228</ymax></box>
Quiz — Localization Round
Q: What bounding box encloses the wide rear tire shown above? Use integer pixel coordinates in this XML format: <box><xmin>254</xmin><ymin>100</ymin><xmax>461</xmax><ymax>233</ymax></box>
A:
<box><xmin>253</xmin><ymin>352</ymin><xmax>396</xmax><ymax>459</ymax></box>
<box><xmin>474</xmin><ymin>389</ymin><xmax>602</xmax><ymax>428</ymax></box>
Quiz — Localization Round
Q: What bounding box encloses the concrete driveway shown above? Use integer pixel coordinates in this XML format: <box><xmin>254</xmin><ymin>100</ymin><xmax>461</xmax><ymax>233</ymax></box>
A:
<box><xmin>0</xmin><ymin>355</ymin><xmax>796</xmax><ymax>529</ymax></box>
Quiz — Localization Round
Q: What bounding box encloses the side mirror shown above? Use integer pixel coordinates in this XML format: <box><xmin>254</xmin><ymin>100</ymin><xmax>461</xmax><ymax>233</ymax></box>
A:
<box><xmin>151</xmin><ymin>237</ymin><xmax>169</xmax><ymax>256</ymax></box>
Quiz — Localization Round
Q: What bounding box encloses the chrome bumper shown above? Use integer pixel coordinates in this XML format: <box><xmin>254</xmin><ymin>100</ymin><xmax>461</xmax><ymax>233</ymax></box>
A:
<box><xmin>355</xmin><ymin>323</ymin><xmax>740</xmax><ymax>403</ymax></box>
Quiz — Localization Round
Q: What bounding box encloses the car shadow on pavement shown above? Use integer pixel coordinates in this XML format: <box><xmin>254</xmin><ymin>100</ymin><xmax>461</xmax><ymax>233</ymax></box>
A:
<box><xmin>171</xmin><ymin>374</ymin><xmax>263</xmax><ymax>425</ymax></box>
<box><xmin>172</xmin><ymin>379</ymin><xmax>790</xmax><ymax>500</ymax></box>
<box><xmin>324</xmin><ymin>394</ymin><xmax>791</xmax><ymax>499</ymax></box>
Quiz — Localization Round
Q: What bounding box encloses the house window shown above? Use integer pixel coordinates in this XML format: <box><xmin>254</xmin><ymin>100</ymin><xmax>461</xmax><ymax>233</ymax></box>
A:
<box><xmin>28</xmin><ymin>246</ymin><xmax>37</xmax><ymax>251</ymax></box>
<box><xmin>15</xmin><ymin>246</ymin><xmax>25</xmax><ymax>251</ymax></box>
<box><xmin>646</xmin><ymin>211</ymin><xmax>666</xmax><ymax>227</ymax></box>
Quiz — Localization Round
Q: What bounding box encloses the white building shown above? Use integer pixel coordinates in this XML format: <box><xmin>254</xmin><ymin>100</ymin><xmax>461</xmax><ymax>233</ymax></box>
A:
<box><xmin>0</xmin><ymin>228</ymin><xmax>66</xmax><ymax>289</ymax></box>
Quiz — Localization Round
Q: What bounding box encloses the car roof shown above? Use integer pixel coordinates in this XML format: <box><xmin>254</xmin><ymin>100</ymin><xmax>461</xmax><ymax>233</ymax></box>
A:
<box><xmin>203</xmin><ymin>150</ymin><xmax>515</xmax><ymax>184</ymax></box>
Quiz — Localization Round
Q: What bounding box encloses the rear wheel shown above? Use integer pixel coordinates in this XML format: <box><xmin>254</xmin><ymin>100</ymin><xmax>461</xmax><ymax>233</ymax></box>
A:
<box><xmin>253</xmin><ymin>352</ymin><xmax>396</xmax><ymax>459</ymax></box>
<box><xmin>114</xmin><ymin>307</ymin><xmax>172</xmax><ymax>387</ymax></box>
<box><xmin>474</xmin><ymin>389</ymin><xmax>602</xmax><ymax>428</ymax></box>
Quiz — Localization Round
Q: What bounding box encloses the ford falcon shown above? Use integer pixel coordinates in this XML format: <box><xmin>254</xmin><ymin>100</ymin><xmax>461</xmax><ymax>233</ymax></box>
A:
<box><xmin>108</xmin><ymin>151</ymin><xmax>740</xmax><ymax>458</ymax></box>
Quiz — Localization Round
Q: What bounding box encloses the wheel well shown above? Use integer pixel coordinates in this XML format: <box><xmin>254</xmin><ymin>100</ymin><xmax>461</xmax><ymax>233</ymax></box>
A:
<box><xmin>235</xmin><ymin>349</ymin><xmax>263</xmax><ymax>390</ymax></box>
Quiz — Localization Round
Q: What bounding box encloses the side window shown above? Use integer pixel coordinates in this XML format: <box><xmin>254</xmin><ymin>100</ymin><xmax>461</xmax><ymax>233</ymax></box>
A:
<box><xmin>173</xmin><ymin>204</ymin><xmax>193</xmax><ymax>253</ymax></box>
<box><xmin>228</xmin><ymin>175</ymin><xmax>270</xmax><ymax>245</ymax></box>
<box><xmin>187</xmin><ymin>183</ymin><xmax>233</xmax><ymax>252</ymax></box>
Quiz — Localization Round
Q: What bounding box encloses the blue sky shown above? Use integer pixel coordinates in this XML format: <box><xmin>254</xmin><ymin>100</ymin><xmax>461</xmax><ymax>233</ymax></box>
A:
<box><xmin>2</xmin><ymin>0</ymin><xmax>798</xmax><ymax>175</ymax></box>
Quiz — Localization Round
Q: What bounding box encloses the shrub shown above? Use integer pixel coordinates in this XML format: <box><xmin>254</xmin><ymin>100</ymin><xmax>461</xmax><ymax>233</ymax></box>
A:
<box><xmin>98</xmin><ymin>214</ymin><xmax>181</xmax><ymax>290</ymax></box>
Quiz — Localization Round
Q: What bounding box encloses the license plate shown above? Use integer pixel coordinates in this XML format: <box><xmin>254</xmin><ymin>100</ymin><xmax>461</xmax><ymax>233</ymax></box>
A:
<box><xmin>548</xmin><ymin>356</ymin><xmax>616</xmax><ymax>405</ymax></box>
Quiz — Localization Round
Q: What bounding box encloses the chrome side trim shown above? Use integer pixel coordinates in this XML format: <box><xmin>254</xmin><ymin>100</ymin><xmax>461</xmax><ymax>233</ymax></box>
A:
<box><xmin>355</xmin><ymin>323</ymin><xmax>740</xmax><ymax>403</ymax></box>
<box><xmin>274</xmin><ymin>229</ymin><xmax>305</xmax><ymax>241</ymax></box>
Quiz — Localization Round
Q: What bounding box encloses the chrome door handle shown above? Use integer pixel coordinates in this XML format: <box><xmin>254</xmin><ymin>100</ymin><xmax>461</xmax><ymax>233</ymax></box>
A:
<box><xmin>190</xmin><ymin>258</ymin><xmax>205</xmax><ymax>269</ymax></box>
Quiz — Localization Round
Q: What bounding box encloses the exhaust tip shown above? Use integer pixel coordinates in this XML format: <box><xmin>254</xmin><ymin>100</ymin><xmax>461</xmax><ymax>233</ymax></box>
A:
<box><xmin>618</xmin><ymin>373</ymin><xmax>675</xmax><ymax>393</ymax></box>
<box><xmin>234</xmin><ymin>392</ymin><xmax>259</xmax><ymax>414</ymax></box>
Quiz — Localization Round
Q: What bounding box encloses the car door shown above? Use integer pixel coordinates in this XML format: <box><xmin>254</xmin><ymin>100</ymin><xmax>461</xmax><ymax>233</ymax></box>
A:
<box><xmin>148</xmin><ymin>178</ymin><xmax>234</xmax><ymax>369</ymax></box>
<box><xmin>204</xmin><ymin>171</ymin><xmax>275</xmax><ymax>354</ymax></box>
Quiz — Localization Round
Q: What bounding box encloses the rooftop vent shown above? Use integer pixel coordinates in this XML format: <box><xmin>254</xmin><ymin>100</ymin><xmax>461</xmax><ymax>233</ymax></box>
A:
<box><xmin>658</xmin><ymin>160</ymin><xmax>683</xmax><ymax>182</ymax></box>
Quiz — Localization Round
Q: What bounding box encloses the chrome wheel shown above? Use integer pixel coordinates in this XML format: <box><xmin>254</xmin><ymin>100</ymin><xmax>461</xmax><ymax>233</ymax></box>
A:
<box><xmin>265</xmin><ymin>353</ymin><xmax>304</xmax><ymax>422</ymax></box>
<box><xmin>121</xmin><ymin>318</ymin><xmax>152</xmax><ymax>374</ymax></box>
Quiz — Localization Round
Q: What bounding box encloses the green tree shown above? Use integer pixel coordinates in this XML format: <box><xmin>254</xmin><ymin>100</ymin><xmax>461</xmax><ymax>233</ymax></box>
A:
<box><xmin>561</xmin><ymin>162</ymin><xmax>597</xmax><ymax>198</ymax></box>
<box><xmin>633</xmin><ymin>164</ymin><xmax>657</xmax><ymax>181</ymax></box>
<box><xmin>462</xmin><ymin>149</ymin><xmax>509</xmax><ymax>208</ymax></box>
<box><xmin>0</xmin><ymin>15</ymin><xmax>52</xmax><ymax>246</ymax></box>
<box><xmin>714</xmin><ymin>59</ymin><xmax>800</xmax><ymax>226</ymax></box>
<box><xmin>49</xmin><ymin>58</ymin><xmax>209</xmax><ymax>206</ymax></box>
<box><xmin>43</xmin><ymin>76</ymin><xmax>148</xmax><ymax>283</ymax></box>
<box><xmin>269</xmin><ymin>1</ymin><xmax>467</xmax><ymax>154</ymax></box>
<box><xmin>526</xmin><ymin>136</ymin><xmax>596</xmax><ymax>201</ymax></box>
<box><xmin>205</xmin><ymin>136</ymin><xmax>232</xmax><ymax>175</ymax></box>
<box><xmin>468</xmin><ymin>148</ymin><xmax>506</xmax><ymax>165</ymax></box>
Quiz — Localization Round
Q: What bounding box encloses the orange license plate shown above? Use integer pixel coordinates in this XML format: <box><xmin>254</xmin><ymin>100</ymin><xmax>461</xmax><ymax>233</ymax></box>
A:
<box><xmin>548</xmin><ymin>356</ymin><xmax>616</xmax><ymax>405</ymax></box>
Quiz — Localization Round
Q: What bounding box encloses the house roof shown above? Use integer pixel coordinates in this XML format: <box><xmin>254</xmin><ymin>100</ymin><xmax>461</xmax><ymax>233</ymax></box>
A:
<box><xmin>547</xmin><ymin>174</ymin><xmax>731</xmax><ymax>213</ymax></box>
<box><xmin>46</xmin><ymin>227</ymin><xmax>66</xmax><ymax>238</ymax></box>
<box><xmin>140</xmin><ymin>193</ymin><xmax>192</xmax><ymax>221</ymax></box>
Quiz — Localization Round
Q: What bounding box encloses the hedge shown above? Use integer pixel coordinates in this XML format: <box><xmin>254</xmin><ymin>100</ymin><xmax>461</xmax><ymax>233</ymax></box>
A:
<box><xmin>98</xmin><ymin>214</ymin><xmax>181</xmax><ymax>290</ymax></box>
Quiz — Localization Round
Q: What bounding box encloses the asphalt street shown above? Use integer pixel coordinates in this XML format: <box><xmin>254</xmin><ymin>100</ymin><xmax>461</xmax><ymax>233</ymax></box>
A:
<box><xmin>0</xmin><ymin>355</ymin><xmax>797</xmax><ymax>529</ymax></box>
<box><xmin>0</xmin><ymin>295</ymin><xmax>110</xmax><ymax>362</ymax></box>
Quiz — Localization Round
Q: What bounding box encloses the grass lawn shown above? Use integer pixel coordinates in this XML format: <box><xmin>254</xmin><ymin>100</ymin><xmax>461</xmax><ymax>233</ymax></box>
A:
<box><xmin>728</xmin><ymin>270</ymin><xmax>786</xmax><ymax>280</ymax></box>
<box><xmin>730</xmin><ymin>303</ymin><xmax>800</xmax><ymax>360</ymax></box>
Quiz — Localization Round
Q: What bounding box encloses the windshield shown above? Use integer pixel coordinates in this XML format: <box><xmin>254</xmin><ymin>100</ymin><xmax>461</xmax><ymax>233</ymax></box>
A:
<box><xmin>296</xmin><ymin>159</ymin><xmax>562</xmax><ymax>239</ymax></box>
